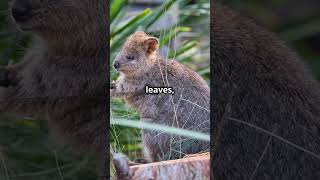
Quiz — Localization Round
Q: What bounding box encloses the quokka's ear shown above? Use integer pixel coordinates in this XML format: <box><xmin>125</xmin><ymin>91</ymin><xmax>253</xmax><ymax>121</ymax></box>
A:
<box><xmin>144</xmin><ymin>37</ymin><xmax>159</xmax><ymax>54</ymax></box>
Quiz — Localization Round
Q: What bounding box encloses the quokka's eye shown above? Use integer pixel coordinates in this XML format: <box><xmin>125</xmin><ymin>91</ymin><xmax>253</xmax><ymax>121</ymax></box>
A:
<box><xmin>126</xmin><ymin>55</ymin><xmax>135</xmax><ymax>61</ymax></box>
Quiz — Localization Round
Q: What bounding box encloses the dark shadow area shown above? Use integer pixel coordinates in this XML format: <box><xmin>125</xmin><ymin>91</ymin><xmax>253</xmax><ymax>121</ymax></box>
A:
<box><xmin>211</xmin><ymin>1</ymin><xmax>320</xmax><ymax>179</ymax></box>
<box><xmin>0</xmin><ymin>1</ymin><xmax>108</xmax><ymax>179</ymax></box>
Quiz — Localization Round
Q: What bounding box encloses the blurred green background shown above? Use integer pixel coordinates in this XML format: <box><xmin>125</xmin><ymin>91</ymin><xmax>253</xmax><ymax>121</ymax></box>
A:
<box><xmin>221</xmin><ymin>0</ymin><xmax>320</xmax><ymax>78</ymax></box>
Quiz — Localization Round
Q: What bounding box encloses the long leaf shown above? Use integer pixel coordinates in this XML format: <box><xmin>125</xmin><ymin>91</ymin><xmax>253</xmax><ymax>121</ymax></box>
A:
<box><xmin>159</xmin><ymin>26</ymin><xmax>191</xmax><ymax>47</ymax></box>
<box><xmin>144</xmin><ymin>0</ymin><xmax>178</xmax><ymax>30</ymax></box>
<box><xmin>111</xmin><ymin>8</ymin><xmax>152</xmax><ymax>38</ymax></box>
<box><xmin>168</xmin><ymin>40</ymin><xmax>197</xmax><ymax>58</ymax></box>
<box><xmin>112</xmin><ymin>119</ymin><xmax>210</xmax><ymax>141</ymax></box>
<box><xmin>110</xmin><ymin>0</ymin><xmax>127</xmax><ymax>23</ymax></box>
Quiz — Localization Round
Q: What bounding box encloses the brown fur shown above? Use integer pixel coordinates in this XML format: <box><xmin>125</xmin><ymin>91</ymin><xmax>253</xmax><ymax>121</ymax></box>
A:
<box><xmin>111</xmin><ymin>31</ymin><xmax>210</xmax><ymax>162</ymax></box>
<box><xmin>212</xmin><ymin>4</ymin><xmax>320</xmax><ymax>180</ymax></box>
<box><xmin>1</xmin><ymin>0</ymin><xmax>108</xmax><ymax>179</ymax></box>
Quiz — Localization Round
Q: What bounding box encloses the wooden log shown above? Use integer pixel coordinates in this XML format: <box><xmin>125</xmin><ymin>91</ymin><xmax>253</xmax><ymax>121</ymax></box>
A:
<box><xmin>113</xmin><ymin>153</ymin><xmax>210</xmax><ymax>180</ymax></box>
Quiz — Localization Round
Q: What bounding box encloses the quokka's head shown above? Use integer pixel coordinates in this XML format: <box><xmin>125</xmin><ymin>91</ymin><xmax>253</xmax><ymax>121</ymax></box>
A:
<box><xmin>113</xmin><ymin>31</ymin><xmax>158</xmax><ymax>74</ymax></box>
<box><xmin>10</xmin><ymin>0</ymin><xmax>103</xmax><ymax>37</ymax></box>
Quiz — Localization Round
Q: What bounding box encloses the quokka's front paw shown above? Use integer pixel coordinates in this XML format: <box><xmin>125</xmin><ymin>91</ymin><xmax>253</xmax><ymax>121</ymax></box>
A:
<box><xmin>0</xmin><ymin>67</ymin><xmax>10</xmax><ymax>87</ymax></box>
<box><xmin>113</xmin><ymin>153</ymin><xmax>131</xmax><ymax>180</ymax></box>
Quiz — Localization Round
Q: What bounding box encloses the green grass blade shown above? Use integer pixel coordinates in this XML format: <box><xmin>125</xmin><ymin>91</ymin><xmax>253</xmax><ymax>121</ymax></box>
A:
<box><xmin>110</xmin><ymin>0</ymin><xmax>127</xmax><ymax>23</ymax></box>
<box><xmin>111</xmin><ymin>8</ymin><xmax>152</xmax><ymax>38</ymax></box>
<box><xmin>280</xmin><ymin>18</ymin><xmax>320</xmax><ymax>42</ymax></box>
<box><xmin>197</xmin><ymin>67</ymin><xmax>210</xmax><ymax>76</ymax></box>
<box><xmin>168</xmin><ymin>40</ymin><xmax>197</xmax><ymax>58</ymax></box>
<box><xmin>159</xmin><ymin>26</ymin><xmax>191</xmax><ymax>47</ymax></box>
<box><xmin>144</xmin><ymin>0</ymin><xmax>178</xmax><ymax>30</ymax></box>
<box><xmin>111</xmin><ymin>119</ymin><xmax>210</xmax><ymax>141</ymax></box>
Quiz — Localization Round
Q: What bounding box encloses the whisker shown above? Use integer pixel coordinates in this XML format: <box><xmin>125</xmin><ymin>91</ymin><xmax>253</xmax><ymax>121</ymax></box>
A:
<box><xmin>226</xmin><ymin>117</ymin><xmax>320</xmax><ymax>160</ymax></box>
<box><xmin>181</xmin><ymin>98</ymin><xmax>210</xmax><ymax>112</ymax></box>
<box><xmin>249</xmin><ymin>131</ymin><xmax>273</xmax><ymax>180</ymax></box>
<box><xmin>0</xmin><ymin>152</ymin><xmax>10</xmax><ymax>180</ymax></box>
<box><xmin>53</xmin><ymin>151</ymin><xmax>64</xmax><ymax>180</ymax></box>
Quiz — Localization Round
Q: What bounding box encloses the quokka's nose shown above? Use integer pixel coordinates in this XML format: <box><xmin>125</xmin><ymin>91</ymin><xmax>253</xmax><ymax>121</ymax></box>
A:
<box><xmin>114</xmin><ymin>62</ymin><xmax>121</xmax><ymax>70</ymax></box>
<box><xmin>12</xmin><ymin>0</ymin><xmax>32</xmax><ymax>22</ymax></box>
